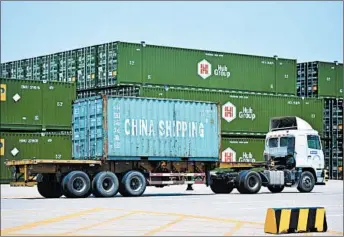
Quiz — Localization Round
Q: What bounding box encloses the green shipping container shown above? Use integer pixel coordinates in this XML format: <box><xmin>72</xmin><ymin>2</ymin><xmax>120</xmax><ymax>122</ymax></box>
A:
<box><xmin>117</xmin><ymin>42</ymin><xmax>296</xmax><ymax>95</ymax></box>
<box><xmin>0</xmin><ymin>78</ymin><xmax>76</xmax><ymax>131</ymax></box>
<box><xmin>221</xmin><ymin>137</ymin><xmax>265</xmax><ymax>163</ymax></box>
<box><xmin>137</xmin><ymin>86</ymin><xmax>323</xmax><ymax>135</ymax></box>
<box><xmin>0</xmin><ymin>131</ymin><xmax>72</xmax><ymax>183</ymax></box>
<box><xmin>297</xmin><ymin>61</ymin><xmax>343</xmax><ymax>98</ymax></box>
<box><xmin>1</xmin><ymin>41</ymin><xmax>297</xmax><ymax>95</ymax></box>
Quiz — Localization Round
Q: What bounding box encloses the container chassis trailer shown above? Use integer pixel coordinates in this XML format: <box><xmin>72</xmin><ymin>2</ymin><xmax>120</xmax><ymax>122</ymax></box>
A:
<box><xmin>4</xmin><ymin>155</ymin><xmax>327</xmax><ymax>198</ymax></box>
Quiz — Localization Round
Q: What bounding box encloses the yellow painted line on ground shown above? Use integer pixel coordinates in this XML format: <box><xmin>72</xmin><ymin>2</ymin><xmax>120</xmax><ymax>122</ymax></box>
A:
<box><xmin>143</xmin><ymin>216</ymin><xmax>185</xmax><ymax>236</ymax></box>
<box><xmin>60</xmin><ymin>211</ymin><xmax>138</xmax><ymax>236</ymax></box>
<box><xmin>106</xmin><ymin>208</ymin><xmax>262</xmax><ymax>226</ymax></box>
<box><xmin>223</xmin><ymin>222</ymin><xmax>245</xmax><ymax>236</ymax></box>
<box><xmin>0</xmin><ymin>208</ymin><xmax>103</xmax><ymax>236</ymax></box>
<box><xmin>2</xmin><ymin>234</ymin><xmax>58</xmax><ymax>236</ymax></box>
<box><xmin>106</xmin><ymin>208</ymin><xmax>344</xmax><ymax>235</ymax></box>
<box><xmin>328</xmin><ymin>230</ymin><xmax>344</xmax><ymax>236</ymax></box>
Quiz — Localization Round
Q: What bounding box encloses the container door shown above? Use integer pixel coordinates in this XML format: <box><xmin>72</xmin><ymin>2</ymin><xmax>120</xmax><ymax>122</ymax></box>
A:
<box><xmin>117</xmin><ymin>42</ymin><xmax>143</xmax><ymax>85</ymax></box>
<box><xmin>318</xmin><ymin>62</ymin><xmax>337</xmax><ymax>97</ymax></box>
<box><xmin>49</xmin><ymin>54</ymin><xmax>59</xmax><ymax>82</ymax></box>
<box><xmin>85</xmin><ymin>46</ymin><xmax>97</xmax><ymax>90</ymax></box>
<box><xmin>276</xmin><ymin>59</ymin><xmax>297</xmax><ymax>95</ymax></box>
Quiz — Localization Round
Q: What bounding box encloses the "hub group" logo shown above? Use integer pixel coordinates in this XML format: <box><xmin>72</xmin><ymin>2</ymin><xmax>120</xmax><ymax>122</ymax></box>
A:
<box><xmin>197</xmin><ymin>59</ymin><xmax>231</xmax><ymax>80</ymax></box>
<box><xmin>222</xmin><ymin>101</ymin><xmax>256</xmax><ymax>123</ymax></box>
<box><xmin>222</xmin><ymin>147</ymin><xmax>236</xmax><ymax>162</ymax></box>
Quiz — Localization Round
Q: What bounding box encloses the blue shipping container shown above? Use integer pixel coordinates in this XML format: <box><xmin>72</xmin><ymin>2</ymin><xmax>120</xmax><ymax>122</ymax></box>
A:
<box><xmin>72</xmin><ymin>96</ymin><xmax>221</xmax><ymax>162</ymax></box>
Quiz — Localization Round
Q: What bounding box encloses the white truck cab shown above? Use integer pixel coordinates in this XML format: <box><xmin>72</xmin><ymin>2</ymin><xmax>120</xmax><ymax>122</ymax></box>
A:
<box><xmin>210</xmin><ymin>116</ymin><xmax>327</xmax><ymax>195</ymax></box>
<box><xmin>264</xmin><ymin>116</ymin><xmax>326</xmax><ymax>186</ymax></box>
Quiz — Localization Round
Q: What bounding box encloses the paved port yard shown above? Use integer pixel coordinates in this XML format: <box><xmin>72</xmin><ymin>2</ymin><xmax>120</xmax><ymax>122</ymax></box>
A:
<box><xmin>1</xmin><ymin>180</ymin><xmax>343</xmax><ymax>236</ymax></box>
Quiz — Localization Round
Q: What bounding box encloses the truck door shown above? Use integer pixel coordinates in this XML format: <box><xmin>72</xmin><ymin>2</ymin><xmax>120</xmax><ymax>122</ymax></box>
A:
<box><xmin>306</xmin><ymin>135</ymin><xmax>324</xmax><ymax>169</ymax></box>
<box><xmin>296</xmin><ymin>135</ymin><xmax>308</xmax><ymax>167</ymax></box>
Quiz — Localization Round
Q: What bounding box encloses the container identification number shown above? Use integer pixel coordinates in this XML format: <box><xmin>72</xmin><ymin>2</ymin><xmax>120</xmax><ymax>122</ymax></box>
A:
<box><xmin>21</xmin><ymin>85</ymin><xmax>41</xmax><ymax>90</ymax></box>
<box><xmin>19</xmin><ymin>139</ymin><xmax>39</xmax><ymax>143</ymax></box>
<box><xmin>287</xmin><ymin>101</ymin><xmax>301</xmax><ymax>105</ymax></box>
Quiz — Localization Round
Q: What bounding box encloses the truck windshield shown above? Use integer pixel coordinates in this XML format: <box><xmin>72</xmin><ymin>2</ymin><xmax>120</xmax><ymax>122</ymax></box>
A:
<box><xmin>280</xmin><ymin>136</ymin><xmax>295</xmax><ymax>149</ymax></box>
<box><xmin>268</xmin><ymin>138</ymin><xmax>278</xmax><ymax>148</ymax></box>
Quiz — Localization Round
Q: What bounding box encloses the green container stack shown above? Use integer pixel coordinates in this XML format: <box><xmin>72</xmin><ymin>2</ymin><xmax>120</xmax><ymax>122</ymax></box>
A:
<box><xmin>0</xmin><ymin>78</ymin><xmax>76</xmax><ymax>183</ymax></box>
<box><xmin>0</xmin><ymin>40</ymin><xmax>336</xmax><ymax>178</ymax></box>
<box><xmin>297</xmin><ymin>61</ymin><xmax>343</xmax><ymax>180</ymax></box>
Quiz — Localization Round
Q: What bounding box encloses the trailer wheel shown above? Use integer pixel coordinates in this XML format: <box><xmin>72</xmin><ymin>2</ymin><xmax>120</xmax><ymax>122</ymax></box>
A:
<box><xmin>297</xmin><ymin>171</ymin><xmax>315</xmax><ymax>193</ymax></box>
<box><xmin>120</xmin><ymin>171</ymin><xmax>146</xmax><ymax>197</ymax></box>
<box><xmin>92</xmin><ymin>171</ymin><xmax>119</xmax><ymax>198</ymax></box>
<box><xmin>242</xmin><ymin>171</ymin><xmax>262</xmax><ymax>194</ymax></box>
<box><xmin>210</xmin><ymin>180</ymin><xmax>234</xmax><ymax>194</ymax></box>
<box><xmin>37</xmin><ymin>174</ymin><xmax>62</xmax><ymax>198</ymax></box>
<box><xmin>267</xmin><ymin>185</ymin><xmax>284</xmax><ymax>193</ymax></box>
<box><xmin>62</xmin><ymin>171</ymin><xmax>91</xmax><ymax>198</ymax></box>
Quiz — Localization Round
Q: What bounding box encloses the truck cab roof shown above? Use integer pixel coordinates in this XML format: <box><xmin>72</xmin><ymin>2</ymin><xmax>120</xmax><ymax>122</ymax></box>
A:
<box><xmin>267</xmin><ymin>116</ymin><xmax>319</xmax><ymax>137</ymax></box>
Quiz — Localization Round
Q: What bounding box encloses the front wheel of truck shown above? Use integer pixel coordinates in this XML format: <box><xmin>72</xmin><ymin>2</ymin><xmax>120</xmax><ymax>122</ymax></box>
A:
<box><xmin>297</xmin><ymin>171</ymin><xmax>315</xmax><ymax>193</ymax></box>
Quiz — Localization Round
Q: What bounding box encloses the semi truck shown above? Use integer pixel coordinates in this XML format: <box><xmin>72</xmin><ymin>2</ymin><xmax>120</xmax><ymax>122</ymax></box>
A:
<box><xmin>3</xmin><ymin>96</ymin><xmax>327</xmax><ymax>198</ymax></box>
<box><xmin>210</xmin><ymin>116</ymin><xmax>328</xmax><ymax>194</ymax></box>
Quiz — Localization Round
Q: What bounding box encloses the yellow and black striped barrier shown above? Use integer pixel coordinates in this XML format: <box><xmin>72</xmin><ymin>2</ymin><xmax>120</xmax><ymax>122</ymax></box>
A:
<box><xmin>264</xmin><ymin>207</ymin><xmax>327</xmax><ymax>234</ymax></box>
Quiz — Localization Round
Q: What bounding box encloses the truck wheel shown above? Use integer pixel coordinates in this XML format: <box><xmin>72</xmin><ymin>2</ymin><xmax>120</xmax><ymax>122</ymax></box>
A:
<box><xmin>235</xmin><ymin>171</ymin><xmax>248</xmax><ymax>194</ymax></box>
<box><xmin>242</xmin><ymin>171</ymin><xmax>262</xmax><ymax>194</ymax></box>
<box><xmin>92</xmin><ymin>171</ymin><xmax>119</xmax><ymax>198</ymax></box>
<box><xmin>267</xmin><ymin>185</ymin><xmax>284</xmax><ymax>193</ymax></box>
<box><xmin>210</xmin><ymin>180</ymin><xmax>234</xmax><ymax>194</ymax></box>
<box><xmin>297</xmin><ymin>171</ymin><xmax>315</xmax><ymax>193</ymax></box>
<box><xmin>37</xmin><ymin>174</ymin><xmax>62</xmax><ymax>198</ymax></box>
<box><xmin>62</xmin><ymin>171</ymin><xmax>91</xmax><ymax>198</ymax></box>
<box><xmin>120</xmin><ymin>171</ymin><xmax>146</xmax><ymax>197</ymax></box>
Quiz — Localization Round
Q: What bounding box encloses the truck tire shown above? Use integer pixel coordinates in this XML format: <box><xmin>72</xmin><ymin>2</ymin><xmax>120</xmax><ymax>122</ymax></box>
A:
<box><xmin>242</xmin><ymin>171</ymin><xmax>262</xmax><ymax>194</ymax></box>
<box><xmin>120</xmin><ymin>170</ymin><xmax>146</xmax><ymax>197</ymax></box>
<box><xmin>297</xmin><ymin>171</ymin><xmax>315</xmax><ymax>193</ymax></box>
<box><xmin>92</xmin><ymin>171</ymin><xmax>119</xmax><ymax>198</ymax></box>
<box><xmin>61</xmin><ymin>171</ymin><xmax>91</xmax><ymax>198</ymax></box>
<box><xmin>267</xmin><ymin>185</ymin><xmax>284</xmax><ymax>193</ymax></box>
<box><xmin>37</xmin><ymin>174</ymin><xmax>62</xmax><ymax>198</ymax></box>
<box><xmin>210</xmin><ymin>180</ymin><xmax>234</xmax><ymax>194</ymax></box>
<box><xmin>235</xmin><ymin>171</ymin><xmax>249</xmax><ymax>194</ymax></box>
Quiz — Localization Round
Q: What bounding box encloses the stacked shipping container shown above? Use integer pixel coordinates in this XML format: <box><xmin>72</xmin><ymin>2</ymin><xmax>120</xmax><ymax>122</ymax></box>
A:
<box><xmin>297</xmin><ymin>61</ymin><xmax>343</xmax><ymax>180</ymax></box>
<box><xmin>0</xmin><ymin>78</ymin><xmax>75</xmax><ymax>183</ymax></box>
<box><xmin>75</xmin><ymin>85</ymin><xmax>324</xmax><ymax>136</ymax></box>
<box><xmin>0</xmin><ymin>40</ymin><xmax>338</xmax><ymax>179</ymax></box>
<box><xmin>1</xmin><ymin>41</ymin><xmax>297</xmax><ymax>95</ymax></box>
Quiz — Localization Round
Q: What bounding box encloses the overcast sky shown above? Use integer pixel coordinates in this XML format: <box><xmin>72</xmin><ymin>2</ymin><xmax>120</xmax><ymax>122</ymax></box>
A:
<box><xmin>1</xmin><ymin>1</ymin><xmax>343</xmax><ymax>63</ymax></box>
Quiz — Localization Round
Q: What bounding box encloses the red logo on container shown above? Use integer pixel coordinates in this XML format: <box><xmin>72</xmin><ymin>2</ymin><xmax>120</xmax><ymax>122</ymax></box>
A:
<box><xmin>197</xmin><ymin>59</ymin><xmax>212</xmax><ymax>79</ymax></box>
<box><xmin>222</xmin><ymin>102</ymin><xmax>236</xmax><ymax>123</ymax></box>
<box><xmin>200</xmin><ymin>63</ymin><xmax>209</xmax><ymax>74</ymax></box>
<box><xmin>222</xmin><ymin>148</ymin><xmax>236</xmax><ymax>162</ymax></box>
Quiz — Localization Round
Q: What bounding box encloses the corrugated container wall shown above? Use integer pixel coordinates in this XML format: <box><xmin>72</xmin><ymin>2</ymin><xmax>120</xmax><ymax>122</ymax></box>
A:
<box><xmin>221</xmin><ymin>137</ymin><xmax>265</xmax><ymax>163</ymax></box>
<box><xmin>137</xmin><ymin>86</ymin><xmax>323</xmax><ymax>135</ymax></box>
<box><xmin>0</xmin><ymin>78</ymin><xmax>76</xmax><ymax>131</ymax></box>
<box><xmin>72</xmin><ymin>96</ymin><xmax>221</xmax><ymax>162</ymax></box>
<box><xmin>0</xmin><ymin>132</ymin><xmax>72</xmax><ymax>183</ymax></box>
<box><xmin>1</xmin><ymin>41</ymin><xmax>297</xmax><ymax>95</ymax></box>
